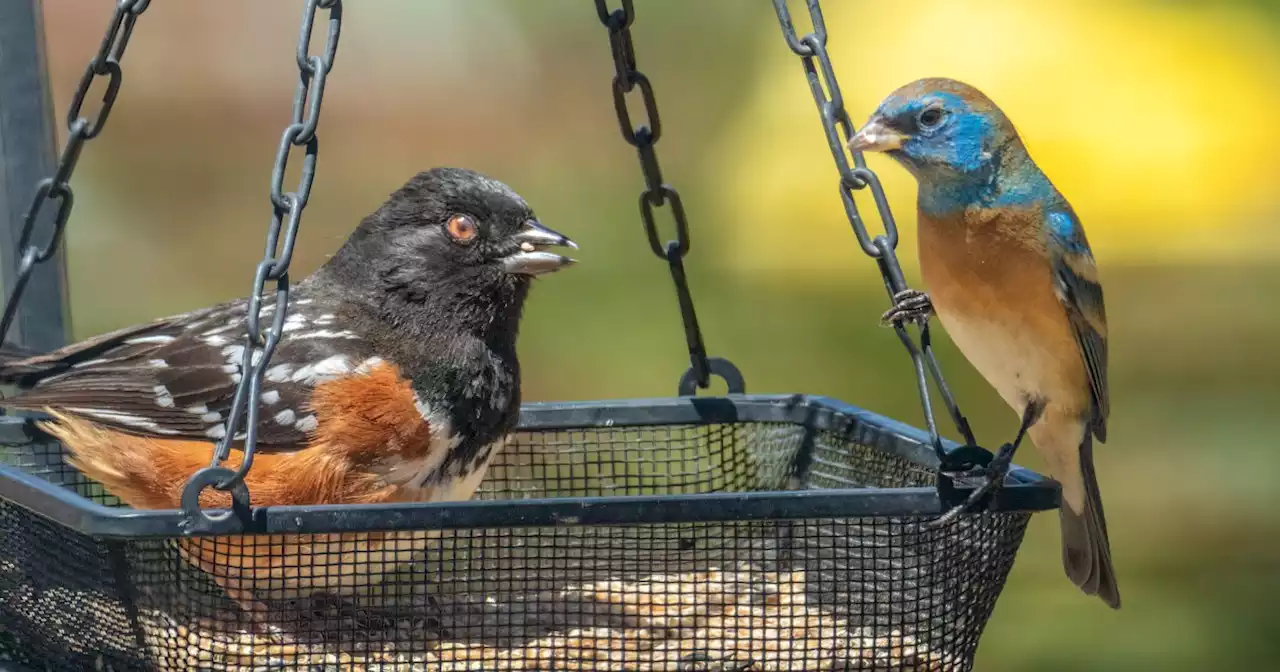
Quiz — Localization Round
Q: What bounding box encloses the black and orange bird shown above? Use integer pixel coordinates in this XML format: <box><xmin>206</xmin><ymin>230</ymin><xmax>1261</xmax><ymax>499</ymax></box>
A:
<box><xmin>0</xmin><ymin>167</ymin><xmax>577</xmax><ymax>625</ymax></box>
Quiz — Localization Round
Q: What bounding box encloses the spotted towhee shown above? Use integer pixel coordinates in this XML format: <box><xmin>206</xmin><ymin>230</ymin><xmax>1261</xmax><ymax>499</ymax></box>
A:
<box><xmin>0</xmin><ymin>167</ymin><xmax>577</xmax><ymax>626</ymax></box>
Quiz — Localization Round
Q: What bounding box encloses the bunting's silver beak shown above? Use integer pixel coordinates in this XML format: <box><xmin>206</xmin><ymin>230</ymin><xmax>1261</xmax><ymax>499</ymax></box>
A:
<box><xmin>848</xmin><ymin>118</ymin><xmax>907</xmax><ymax>153</ymax></box>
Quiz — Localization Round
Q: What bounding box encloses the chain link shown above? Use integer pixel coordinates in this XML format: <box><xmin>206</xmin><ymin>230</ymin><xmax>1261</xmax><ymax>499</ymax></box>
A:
<box><xmin>593</xmin><ymin>0</ymin><xmax>743</xmax><ymax>396</ymax></box>
<box><xmin>771</xmin><ymin>0</ymin><xmax>979</xmax><ymax>469</ymax></box>
<box><xmin>183</xmin><ymin>0</ymin><xmax>342</xmax><ymax>524</ymax></box>
<box><xmin>0</xmin><ymin>0</ymin><xmax>150</xmax><ymax>347</ymax></box>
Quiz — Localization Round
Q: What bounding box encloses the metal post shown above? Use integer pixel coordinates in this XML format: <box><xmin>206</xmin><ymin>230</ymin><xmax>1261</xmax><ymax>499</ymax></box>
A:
<box><xmin>0</xmin><ymin>0</ymin><xmax>69</xmax><ymax>353</ymax></box>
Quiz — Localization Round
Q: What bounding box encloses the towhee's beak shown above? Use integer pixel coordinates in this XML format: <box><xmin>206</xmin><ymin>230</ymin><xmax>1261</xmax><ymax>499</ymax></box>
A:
<box><xmin>848</xmin><ymin>118</ymin><xmax>907</xmax><ymax>153</ymax></box>
<box><xmin>500</xmin><ymin>220</ymin><xmax>578</xmax><ymax>276</ymax></box>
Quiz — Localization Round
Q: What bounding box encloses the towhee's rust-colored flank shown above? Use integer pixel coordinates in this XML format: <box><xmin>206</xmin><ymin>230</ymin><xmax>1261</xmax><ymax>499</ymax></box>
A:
<box><xmin>0</xmin><ymin>167</ymin><xmax>578</xmax><ymax>626</ymax></box>
<box><xmin>41</xmin><ymin>362</ymin><xmax>439</xmax><ymax>509</ymax></box>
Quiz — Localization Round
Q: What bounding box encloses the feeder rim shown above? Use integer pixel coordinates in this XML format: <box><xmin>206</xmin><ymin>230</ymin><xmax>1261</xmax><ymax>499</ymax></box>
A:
<box><xmin>0</xmin><ymin>394</ymin><xmax>1059</xmax><ymax>538</ymax></box>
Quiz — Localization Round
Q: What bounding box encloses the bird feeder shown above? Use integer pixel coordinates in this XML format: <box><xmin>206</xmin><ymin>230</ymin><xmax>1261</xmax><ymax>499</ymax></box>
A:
<box><xmin>0</xmin><ymin>1</ymin><xmax>1058</xmax><ymax>670</ymax></box>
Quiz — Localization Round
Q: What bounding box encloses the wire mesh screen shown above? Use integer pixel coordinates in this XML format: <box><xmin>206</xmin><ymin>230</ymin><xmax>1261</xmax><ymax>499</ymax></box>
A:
<box><xmin>0</xmin><ymin>408</ymin><xmax>1034</xmax><ymax>671</ymax></box>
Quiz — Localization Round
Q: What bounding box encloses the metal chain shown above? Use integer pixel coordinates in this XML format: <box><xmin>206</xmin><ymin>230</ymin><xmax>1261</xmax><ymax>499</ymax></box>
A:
<box><xmin>0</xmin><ymin>0</ymin><xmax>152</xmax><ymax>346</ymax></box>
<box><xmin>182</xmin><ymin>0</ymin><xmax>342</xmax><ymax>528</ymax></box>
<box><xmin>770</xmin><ymin>0</ymin><xmax>981</xmax><ymax>472</ymax></box>
<box><xmin>593</xmin><ymin>0</ymin><xmax>745</xmax><ymax>397</ymax></box>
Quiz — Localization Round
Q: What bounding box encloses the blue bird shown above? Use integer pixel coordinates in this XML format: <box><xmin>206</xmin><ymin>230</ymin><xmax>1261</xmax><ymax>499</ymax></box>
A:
<box><xmin>849</xmin><ymin>78</ymin><xmax>1119</xmax><ymax>608</ymax></box>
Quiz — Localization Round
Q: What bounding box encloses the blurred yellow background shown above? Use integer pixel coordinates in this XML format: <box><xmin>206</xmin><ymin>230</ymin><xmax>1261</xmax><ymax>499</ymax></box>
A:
<box><xmin>27</xmin><ymin>0</ymin><xmax>1280</xmax><ymax>669</ymax></box>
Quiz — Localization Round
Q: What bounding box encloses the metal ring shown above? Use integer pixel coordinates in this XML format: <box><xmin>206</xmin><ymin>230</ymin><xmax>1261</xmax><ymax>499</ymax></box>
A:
<box><xmin>635</xmin><ymin>137</ymin><xmax>665</xmax><ymax>194</ymax></box>
<box><xmin>937</xmin><ymin>443</ymin><xmax>994</xmax><ymax>473</ymax></box>
<box><xmin>266</xmin><ymin>198</ymin><xmax>304</xmax><ymax>279</ymax></box>
<box><xmin>269</xmin><ymin>124</ymin><xmax>309</xmax><ymax>209</ymax></box>
<box><xmin>34</xmin><ymin>188</ymin><xmax>74</xmax><ymax>262</ymax></box>
<box><xmin>639</xmin><ymin>186</ymin><xmax>688</xmax><ymax>259</ymax></box>
<box><xmin>594</xmin><ymin>0</ymin><xmax>633</xmax><ymax>29</ymax></box>
<box><xmin>67</xmin><ymin>60</ymin><xmax>122</xmax><ymax>140</ymax></box>
<box><xmin>851</xmin><ymin>167</ymin><xmax>900</xmax><ymax>249</ymax></box>
<box><xmin>296</xmin><ymin>0</ymin><xmax>321</xmax><ymax>73</ymax></box>
<box><xmin>611</xmin><ymin>71</ymin><xmax>659</xmax><ymax>146</ymax></box>
<box><xmin>18</xmin><ymin>179</ymin><xmax>57</xmax><ymax>249</ymax></box>
<box><xmin>771</xmin><ymin>0</ymin><xmax>817</xmax><ymax>56</ymax></box>
<box><xmin>291</xmin><ymin>57</ymin><xmax>328</xmax><ymax>145</ymax></box>
<box><xmin>244</xmin><ymin>262</ymin><xmax>273</xmax><ymax>338</ymax></box>
<box><xmin>678</xmin><ymin>357</ymin><xmax>746</xmax><ymax>396</ymax></box>
<box><xmin>316</xmin><ymin>0</ymin><xmax>343</xmax><ymax>72</ymax></box>
<box><xmin>178</xmin><ymin>467</ymin><xmax>251</xmax><ymax>535</ymax></box>
<box><xmin>802</xmin><ymin>36</ymin><xmax>842</xmax><ymax>111</ymax></box>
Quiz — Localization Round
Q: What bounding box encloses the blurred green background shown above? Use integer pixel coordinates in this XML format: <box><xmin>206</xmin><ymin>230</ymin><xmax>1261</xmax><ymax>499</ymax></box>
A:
<box><xmin>28</xmin><ymin>0</ymin><xmax>1280</xmax><ymax>668</ymax></box>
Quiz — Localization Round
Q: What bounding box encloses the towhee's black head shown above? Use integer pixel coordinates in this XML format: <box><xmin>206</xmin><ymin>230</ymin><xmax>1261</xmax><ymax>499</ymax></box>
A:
<box><xmin>317</xmin><ymin>167</ymin><xmax>576</xmax><ymax>334</ymax></box>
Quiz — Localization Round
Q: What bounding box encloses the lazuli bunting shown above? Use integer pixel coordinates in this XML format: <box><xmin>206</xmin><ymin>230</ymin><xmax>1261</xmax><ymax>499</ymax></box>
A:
<box><xmin>850</xmin><ymin>78</ymin><xmax>1119</xmax><ymax>609</ymax></box>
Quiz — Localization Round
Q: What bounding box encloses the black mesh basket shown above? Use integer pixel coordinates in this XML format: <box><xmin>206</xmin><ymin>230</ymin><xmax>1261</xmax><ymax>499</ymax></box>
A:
<box><xmin>0</xmin><ymin>394</ymin><xmax>1057</xmax><ymax>671</ymax></box>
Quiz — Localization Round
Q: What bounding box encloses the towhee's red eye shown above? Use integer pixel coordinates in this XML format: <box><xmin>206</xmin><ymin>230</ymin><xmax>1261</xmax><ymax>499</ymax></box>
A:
<box><xmin>446</xmin><ymin>214</ymin><xmax>478</xmax><ymax>244</ymax></box>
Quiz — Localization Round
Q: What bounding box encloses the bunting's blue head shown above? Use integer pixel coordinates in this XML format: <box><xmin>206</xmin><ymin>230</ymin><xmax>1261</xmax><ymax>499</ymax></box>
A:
<box><xmin>848</xmin><ymin>77</ymin><xmax>1016</xmax><ymax>182</ymax></box>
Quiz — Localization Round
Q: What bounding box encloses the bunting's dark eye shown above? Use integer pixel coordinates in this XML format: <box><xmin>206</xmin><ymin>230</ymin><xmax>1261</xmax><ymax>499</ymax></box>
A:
<box><xmin>918</xmin><ymin>107</ymin><xmax>944</xmax><ymax>129</ymax></box>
